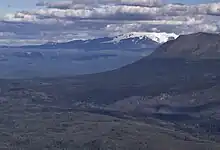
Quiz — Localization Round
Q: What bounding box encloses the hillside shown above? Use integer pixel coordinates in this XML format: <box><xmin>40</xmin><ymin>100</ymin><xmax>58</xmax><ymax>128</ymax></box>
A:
<box><xmin>149</xmin><ymin>32</ymin><xmax>220</xmax><ymax>59</ymax></box>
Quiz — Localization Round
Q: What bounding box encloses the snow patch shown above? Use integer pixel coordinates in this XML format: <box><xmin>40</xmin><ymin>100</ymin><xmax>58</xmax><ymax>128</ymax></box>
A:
<box><xmin>112</xmin><ymin>32</ymin><xmax>179</xmax><ymax>44</ymax></box>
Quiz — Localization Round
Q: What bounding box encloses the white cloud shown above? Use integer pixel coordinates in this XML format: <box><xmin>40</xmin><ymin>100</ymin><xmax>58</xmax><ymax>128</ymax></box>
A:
<box><xmin>37</xmin><ymin>0</ymin><xmax>163</xmax><ymax>7</ymax></box>
<box><xmin>5</xmin><ymin>2</ymin><xmax>220</xmax><ymax>22</ymax></box>
<box><xmin>0</xmin><ymin>0</ymin><xmax>220</xmax><ymax>45</ymax></box>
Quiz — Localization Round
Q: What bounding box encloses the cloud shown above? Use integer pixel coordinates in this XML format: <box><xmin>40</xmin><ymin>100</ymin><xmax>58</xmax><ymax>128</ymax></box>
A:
<box><xmin>4</xmin><ymin>2</ymin><xmax>220</xmax><ymax>23</ymax></box>
<box><xmin>37</xmin><ymin>0</ymin><xmax>163</xmax><ymax>8</ymax></box>
<box><xmin>33</xmin><ymin>1</ymin><xmax>220</xmax><ymax>19</ymax></box>
<box><xmin>0</xmin><ymin>0</ymin><xmax>220</xmax><ymax>45</ymax></box>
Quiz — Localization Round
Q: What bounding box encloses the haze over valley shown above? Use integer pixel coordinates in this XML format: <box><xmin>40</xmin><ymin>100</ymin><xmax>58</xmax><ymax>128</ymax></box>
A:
<box><xmin>0</xmin><ymin>32</ymin><xmax>162</xmax><ymax>78</ymax></box>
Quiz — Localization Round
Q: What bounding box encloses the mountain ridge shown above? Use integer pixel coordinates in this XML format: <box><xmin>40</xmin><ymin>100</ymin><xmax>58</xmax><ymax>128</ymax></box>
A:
<box><xmin>1</xmin><ymin>32</ymin><xmax>179</xmax><ymax>51</ymax></box>
<box><xmin>13</xmin><ymin>36</ymin><xmax>158</xmax><ymax>51</ymax></box>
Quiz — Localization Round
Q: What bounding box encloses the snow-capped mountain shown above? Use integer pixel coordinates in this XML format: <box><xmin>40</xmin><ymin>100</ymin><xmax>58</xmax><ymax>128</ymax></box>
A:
<box><xmin>111</xmin><ymin>32</ymin><xmax>179</xmax><ymax>44</ymax></box>
<box><xmin>12</xmin><ymin>32</ymin><xmax>178</xmax><ymax>51</ymax></box>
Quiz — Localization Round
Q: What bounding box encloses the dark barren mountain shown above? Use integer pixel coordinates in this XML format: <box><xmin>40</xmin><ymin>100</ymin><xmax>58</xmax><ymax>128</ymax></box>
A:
<box><xmin>2</xmin><ymin>32</ymin><xmax>220</xmax><ymax>149</ymax></box>
<box><xmin>150</xmin><ymin>32</ymin><xmax>220</xmax><ymax>59</ymax></box>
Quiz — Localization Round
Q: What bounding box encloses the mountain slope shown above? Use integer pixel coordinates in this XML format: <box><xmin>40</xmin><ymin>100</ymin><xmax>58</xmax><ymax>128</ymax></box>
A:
<box><xmin>149</xmin><ymin>32</ymin><xmax>220</xmax><ymax>59</ymax></box>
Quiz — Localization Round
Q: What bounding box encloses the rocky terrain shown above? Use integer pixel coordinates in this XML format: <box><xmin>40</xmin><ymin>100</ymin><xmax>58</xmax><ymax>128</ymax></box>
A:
<box><xmin>1</xmin><ymin>32</ymin><xmax>220</xmax><ymax>149</ymax></box>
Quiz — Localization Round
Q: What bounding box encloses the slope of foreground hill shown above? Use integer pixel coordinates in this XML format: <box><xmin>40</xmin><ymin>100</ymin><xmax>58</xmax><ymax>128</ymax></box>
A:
<box><xmin>149</xmin><ymin>32</ymin><xmax>220</xmax><ymax>59</ymax></box>
<box><xmin>1</xmin><ymin>32</ymin><xmax>220</xmax><ymax>149</ymax></box>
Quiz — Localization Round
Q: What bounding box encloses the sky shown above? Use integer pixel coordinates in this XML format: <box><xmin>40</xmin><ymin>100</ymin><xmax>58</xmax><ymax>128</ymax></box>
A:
<box><xmin>0</xmin><ymin>0</ymin><xmax>217</xmax><ymax>15</ymax></box>
<box><xmin>0</xmin><ymin>0</ymin><xmax>220</xmax><ymax>45</ymax></box>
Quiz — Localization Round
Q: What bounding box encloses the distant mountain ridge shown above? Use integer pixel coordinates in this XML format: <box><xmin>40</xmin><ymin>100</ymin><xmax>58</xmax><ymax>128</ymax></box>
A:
<box><xmin>2</xmin><ymin>32</ymin><xmax>178</xmax><ymax>51</ymax></box>
<box><xmin>13</xmin><ymin>36</ymin><xmax>158</xmax><ymax>51</ymax></box>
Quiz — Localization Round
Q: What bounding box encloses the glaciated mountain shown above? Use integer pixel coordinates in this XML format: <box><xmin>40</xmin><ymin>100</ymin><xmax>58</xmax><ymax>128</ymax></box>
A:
<box><xmin>14</xmin><ymin>32</ymin><xmax>178</xmax><ymax>51</ymax></box>
<box><xmin>111</xmin><ymin>32</ymin><xmax>179</xmax><ymax>44</ymax></box>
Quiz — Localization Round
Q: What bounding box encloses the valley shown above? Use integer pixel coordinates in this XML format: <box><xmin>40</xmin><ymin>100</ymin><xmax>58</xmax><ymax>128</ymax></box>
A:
<box><xmin>0</xmin><ymin>32</ymin><xmax>220</xmax><ymax>149</ymax></box>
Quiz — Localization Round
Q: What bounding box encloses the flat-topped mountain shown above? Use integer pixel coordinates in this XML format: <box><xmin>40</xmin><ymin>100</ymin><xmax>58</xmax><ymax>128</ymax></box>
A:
<box><xmin>149</xmin><ymin>32</ymin><xmax>220</xmax><ymax>59</ymax></box>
